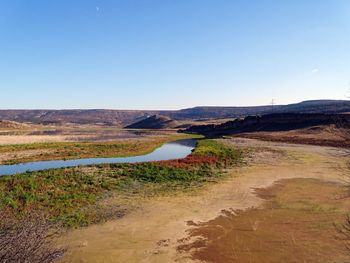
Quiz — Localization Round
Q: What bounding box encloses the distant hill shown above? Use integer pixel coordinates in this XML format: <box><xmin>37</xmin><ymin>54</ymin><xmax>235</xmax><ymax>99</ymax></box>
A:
<box><xmin>0</xmin><ymin>120</ymin><xmax>30</xmax><ymax>129</ymax></box>
<box><xmin>183</xmin><ymin>113</ymin><xmax>350</xmax><ymax>137</ymax></box>
<box><xmin>0</xmin><ymin>100</ymin><xmax>349</xmax><ymax>126</ymax></box>
<box><xmin>0</xmin><ymin>110</ymin><xmax>156</xmax><ymax>126</ymax></box>
<box><xmin>125</xmin><ymin>115</ymin><xmax>179</xmax><ymax>129</ymax></box>
<box><xmin>170</xmin><ymin>100</ymin><xmax>350</xmax><ymax>119</ymax></box>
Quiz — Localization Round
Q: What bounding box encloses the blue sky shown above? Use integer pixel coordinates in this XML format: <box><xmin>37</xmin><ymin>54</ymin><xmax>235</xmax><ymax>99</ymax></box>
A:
<box><xmin>0</xmin><ymin>0</ymin><xmax>349</xmax><ymax>109</ymax></box>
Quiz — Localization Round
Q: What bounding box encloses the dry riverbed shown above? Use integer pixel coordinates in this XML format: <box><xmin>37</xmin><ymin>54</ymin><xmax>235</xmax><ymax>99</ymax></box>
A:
<box><xmin>60</xmin><ymin>138</ymin><xmax>350</xmax><ymax>263</ymax></box>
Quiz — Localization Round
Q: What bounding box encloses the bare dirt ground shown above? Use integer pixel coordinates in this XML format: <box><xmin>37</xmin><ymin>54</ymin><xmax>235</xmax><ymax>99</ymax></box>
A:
<box><xmin>59</xmin><ymin>138</ymin><xmax>350</xmax><ymax>263</ymax></box>
<box><xmin>0</xmin><ymin>135</ymin><xmax>74</xmax><ymax>145</ymax></box>
<box><xmin>177</xmin><ymin>178</ymin><xmax>350</xmax><ymax>262</ymax></box>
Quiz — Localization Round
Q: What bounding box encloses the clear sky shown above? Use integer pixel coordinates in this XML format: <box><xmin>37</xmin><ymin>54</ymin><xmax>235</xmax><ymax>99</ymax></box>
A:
<box><xmin>0</xmin><ymin>0</ymin><xmax>349</xmax><ymax>109</ymax></box>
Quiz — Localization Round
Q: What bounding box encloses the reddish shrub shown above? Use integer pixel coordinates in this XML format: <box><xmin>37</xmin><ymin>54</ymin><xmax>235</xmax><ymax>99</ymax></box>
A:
<box><xmin>155</xmin><ymin>154</ymin><xmax>219</xmax><ymax>168</ymax></box>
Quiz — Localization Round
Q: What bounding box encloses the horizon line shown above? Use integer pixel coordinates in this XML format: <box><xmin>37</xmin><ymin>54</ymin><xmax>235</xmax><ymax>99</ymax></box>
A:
<box><xmin>0</xmin><ymin>99</ymin><xmax>348</xmax><ymax>111</ymax></box>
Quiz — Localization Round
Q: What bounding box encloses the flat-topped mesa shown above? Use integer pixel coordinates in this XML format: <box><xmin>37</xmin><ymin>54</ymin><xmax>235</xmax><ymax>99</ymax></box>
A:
<box><xmin>184</xmin><ymin>113</ymin><xmax>350</xmax><ymax>136</ymax></box>
<box><xmin>125</xmin><ymin>114</ymin><xmax>179</xmax><ymax>129</ymax></box>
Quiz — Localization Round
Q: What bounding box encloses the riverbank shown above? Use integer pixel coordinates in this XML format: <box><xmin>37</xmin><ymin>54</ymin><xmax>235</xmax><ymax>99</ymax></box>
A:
<box><xmin>0</xmin><ymin>133</ymin><xmax>197</xmax><ymax>165</ymax></box>
<box><xmin>0</xmin><ymin>139</ymin><xmax>196</xmax><ymax>176</ymax></box>
<box><xmin>0</xmin><ymin>139</ymin><xmax>243</xmax><ymax>227</ymax></box>
<box><xmin>60</xmin><ymin>138</ymin><xmax>350</xmax><ymax>262</ymax></box>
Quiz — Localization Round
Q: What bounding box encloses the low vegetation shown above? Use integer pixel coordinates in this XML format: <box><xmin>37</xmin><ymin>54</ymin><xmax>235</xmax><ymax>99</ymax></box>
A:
<box><xmin>0</xmin><ymin>134</ymin><xmax>197</xmax><ymax>164</ymax></box>
<box><xmin>0</xmin><ymin>212</ymin><xmax>65</xmax><ymax>263</ymax></box>
<box><xmin>340</xmin><ymin>162</ymin><xmax>350</xmax><ymax>252</ymax></box>
<box><xmin>0</xmin><ymin>139</ymin><xmax>243</xmax><ymax>227</ymax></box>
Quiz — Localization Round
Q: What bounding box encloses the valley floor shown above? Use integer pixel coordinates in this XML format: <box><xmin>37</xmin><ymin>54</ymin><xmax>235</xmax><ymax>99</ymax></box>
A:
<box><xmin>60</xmin><ymin>138</ymin><xmax>350</xmax><ymax>263</ymax></box>
<box><xmin>0</xmin><ymin>129</ymin><xmax>188</xmax><ymax>165</ymax></box>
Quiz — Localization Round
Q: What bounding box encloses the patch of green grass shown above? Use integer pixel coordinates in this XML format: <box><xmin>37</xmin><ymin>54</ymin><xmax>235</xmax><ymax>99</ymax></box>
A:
<box><xmin>194</xmin><ymin>139</ymin><xmax>242</xmax><ymax>166</ymax></box>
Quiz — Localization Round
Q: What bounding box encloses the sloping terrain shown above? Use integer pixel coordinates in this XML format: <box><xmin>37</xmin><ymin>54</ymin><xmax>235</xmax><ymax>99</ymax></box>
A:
<box><xmin>0</xmin><ymin>100</ymin><xmax>349</xmax><ymax>126</ymax></box>
<box><xmin>0</xmin><ymin>120</ymin><xmax>31</xmax><ymax>129</ymax></box>
<box><xmin>125</xmin><ymin>115</ymin><xmax>179</xmax><ymax>129</ymax></box>
<box><xmin>169</xmin><ymin>100</ymin><xmax>350</xmax><ymax>119</ymax></box>
<box><xmin>184</xmin><ymin>113</ymin><xmax>350</xmax><ymax>138</ymax></box>
<box><xmin>0</xmin><ymin>110</ymin><xmax>156</xmax><ymax>126</ymax></box>
<box><xmin>238</xmin><ymin>125</ymin><xmax>350</xmax><ymax>148</ymax></box>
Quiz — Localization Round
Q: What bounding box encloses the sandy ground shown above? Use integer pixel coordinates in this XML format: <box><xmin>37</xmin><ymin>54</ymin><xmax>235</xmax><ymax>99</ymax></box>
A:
<box><xmin>0</xmin><ymin>135</ymin><xmax>76</xmax><ymax>145</ymax></box>
<box><xmin>60</xmin><ymin>138</ymin><xmax>350</xmax><ymax>263</ymax></box>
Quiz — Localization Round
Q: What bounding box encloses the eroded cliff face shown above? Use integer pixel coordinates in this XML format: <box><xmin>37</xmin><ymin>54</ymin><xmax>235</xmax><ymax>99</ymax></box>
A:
<box><xmin>184</xmin><ymin>113</ymin><xmax>350</xmax><ymax>136</ymax></box>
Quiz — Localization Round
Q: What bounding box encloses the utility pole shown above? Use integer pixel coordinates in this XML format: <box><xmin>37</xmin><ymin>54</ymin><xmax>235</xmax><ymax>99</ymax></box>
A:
<box><xmin>271</xmin><ymin>98</ymin><xmax>275</xmax><ymax>113</ymax></box>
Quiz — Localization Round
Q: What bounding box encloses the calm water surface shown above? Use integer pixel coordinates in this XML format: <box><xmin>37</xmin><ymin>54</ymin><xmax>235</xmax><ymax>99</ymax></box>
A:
<box><xmin>0</xmin><ymin>139</ymin><xmax>196</xmax><ymax>176</ymax></box>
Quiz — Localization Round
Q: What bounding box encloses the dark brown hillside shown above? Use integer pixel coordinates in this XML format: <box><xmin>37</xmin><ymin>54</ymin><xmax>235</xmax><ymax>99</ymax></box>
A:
<box><xmin>183</xmin><ymin>113</ymin><xmax>350</xmax><ymax>147</ymax></box>
<box><xmin>125</xmin><ymin>115</ymin><xmax>179</xmax><ymax>129</ymax></box>
<box><xmin>170</xmin><ymin>100</ymin><xmax>350</xmax><ymax>119</ymax></box>
<box><xmin>184</xmin><ymin>113</ymin><xmax>350</xmax><ymax>136</ymax></box>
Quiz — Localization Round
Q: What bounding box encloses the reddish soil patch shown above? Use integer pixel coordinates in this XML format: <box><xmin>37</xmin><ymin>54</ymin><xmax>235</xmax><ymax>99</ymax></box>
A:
<box><xmin>177</xmin><ymin>178</ymin><xmax>350</xmax><ymax>263</ymax></box>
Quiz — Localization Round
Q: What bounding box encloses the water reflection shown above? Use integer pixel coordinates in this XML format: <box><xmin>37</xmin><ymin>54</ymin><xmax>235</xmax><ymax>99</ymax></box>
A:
<box><xmin>0</xmin><ymin>139</ymin><xmax>196</xmax><ymax>176</ymax></box>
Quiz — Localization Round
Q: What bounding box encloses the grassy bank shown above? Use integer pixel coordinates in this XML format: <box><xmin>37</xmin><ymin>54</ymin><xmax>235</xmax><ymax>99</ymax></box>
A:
<box><xmin>0</xmin><ymin>139</ymin><xmax>243</xmax><ymax>227</ymax></box>
<box><xmin>0</xmin><ymin>134</ymin><xmax>199</xmax><ymax>165</ymax></box>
